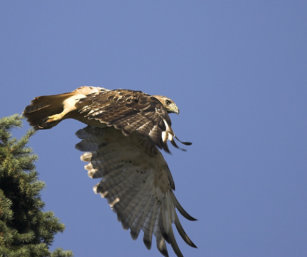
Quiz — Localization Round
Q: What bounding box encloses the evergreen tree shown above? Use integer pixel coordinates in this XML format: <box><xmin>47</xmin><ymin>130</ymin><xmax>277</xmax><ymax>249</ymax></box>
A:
<box><xmin>0</xmin><ymin>115</ymin><xmax>72</xmax><ymax>257</ymax></box>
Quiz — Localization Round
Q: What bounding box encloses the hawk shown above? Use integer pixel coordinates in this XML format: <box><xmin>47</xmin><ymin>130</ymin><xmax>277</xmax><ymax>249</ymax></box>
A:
<box><xmin>23</xmin><ymin>86</ymin><xmax>197</xmax><ymax>257</ymax></box>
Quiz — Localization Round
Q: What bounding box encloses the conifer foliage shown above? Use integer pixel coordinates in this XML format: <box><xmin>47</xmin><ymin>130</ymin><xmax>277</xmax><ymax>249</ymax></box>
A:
<box><xmin>0</xmin><ymin>115</ymin><xmax>72</xmax><ymax>257</ymax></box>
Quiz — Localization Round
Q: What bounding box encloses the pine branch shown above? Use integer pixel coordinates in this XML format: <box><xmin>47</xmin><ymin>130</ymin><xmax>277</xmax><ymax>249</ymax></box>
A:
<box><xmin>0</xmin><ymin>114</ymin><xmax>72</xmax><ymax>257</ymax></box>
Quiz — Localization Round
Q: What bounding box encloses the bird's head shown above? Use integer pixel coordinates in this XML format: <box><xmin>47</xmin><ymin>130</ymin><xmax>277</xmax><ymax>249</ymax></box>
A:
<box><xmin>153</xmin><ymin>95</ymin><xmax>179</xmax><ymax>114</ymax></box>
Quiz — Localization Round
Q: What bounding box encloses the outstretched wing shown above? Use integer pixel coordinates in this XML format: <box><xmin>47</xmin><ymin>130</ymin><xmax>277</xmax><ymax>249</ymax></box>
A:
<box><xmin>76</xmin><ymin>89</ymin><xmax>174</xmax><ymax>152</ymax></box>
<box><xmin>75</xmin><ymin>126</ymin><xmax>197</xmax><ymax>257</ymax></box>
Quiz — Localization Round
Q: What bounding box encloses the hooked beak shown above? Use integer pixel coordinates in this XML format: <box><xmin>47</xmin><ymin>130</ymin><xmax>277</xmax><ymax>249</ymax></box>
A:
<box><xmin>171</xmin><ymin>104</ymin><xmax>180</xmax><ymax>114</ymax></box>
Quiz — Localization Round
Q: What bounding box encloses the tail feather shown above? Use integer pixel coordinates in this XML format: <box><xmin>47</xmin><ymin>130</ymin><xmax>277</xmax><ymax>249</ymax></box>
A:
<box><xmin>23</xmin><ymin>92</ymin><xmax>74</xmax><ymax>129</ymax></box>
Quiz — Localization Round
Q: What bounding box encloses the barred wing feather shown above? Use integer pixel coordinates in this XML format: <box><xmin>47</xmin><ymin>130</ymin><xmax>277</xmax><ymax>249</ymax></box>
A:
<box><xmin>75</xmin><ymin>126</ymin><xmax>196</xmax><ymax>257</ymax></box>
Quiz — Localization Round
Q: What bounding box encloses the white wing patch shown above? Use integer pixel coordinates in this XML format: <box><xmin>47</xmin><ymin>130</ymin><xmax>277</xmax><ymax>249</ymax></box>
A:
<box><xmin>162</xmin><ymin>119</ymin><xmax>174</xmax><ymax>143</ymax></box>
<box><xmin>75</xmin><ymin>126</ymin><xmax>196</xmax><ymax>257</ymax></box>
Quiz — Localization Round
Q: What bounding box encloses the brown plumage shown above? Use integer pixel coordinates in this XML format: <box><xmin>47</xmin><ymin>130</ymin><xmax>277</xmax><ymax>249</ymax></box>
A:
<box><xmin>23</xmin><ymin>86</ymin><xmax>196</xmax><ymax>257</ymax></box>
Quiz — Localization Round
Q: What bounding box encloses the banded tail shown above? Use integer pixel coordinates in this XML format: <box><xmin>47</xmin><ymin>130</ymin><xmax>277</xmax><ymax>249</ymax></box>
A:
<box><xmin>23</xmin><ymin>86</ymin><xmax>103</xmax><ymax>129</ymax></box>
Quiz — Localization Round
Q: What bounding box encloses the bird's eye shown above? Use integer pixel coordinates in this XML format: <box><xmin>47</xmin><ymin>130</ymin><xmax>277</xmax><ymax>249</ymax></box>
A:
<box><xmin>165</xmin><ymin>100</ymin><xmax>172</xmax><ymax>105</ymax></box>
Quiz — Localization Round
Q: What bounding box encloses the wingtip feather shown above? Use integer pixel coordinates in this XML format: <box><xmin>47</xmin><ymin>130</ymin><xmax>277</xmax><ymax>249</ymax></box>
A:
<box><xmin>171</xmin><ymin>193</ymin><xmax>197</xmax><ymax>221</ymax></box>
<box><xmin>174</xmin><ymin>212</ymin><xmax>197</xmax><ymax>248</ymax></box>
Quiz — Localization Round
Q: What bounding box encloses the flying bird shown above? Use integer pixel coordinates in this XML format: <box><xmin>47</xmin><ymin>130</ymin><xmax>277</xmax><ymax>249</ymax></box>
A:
<box><xmin>23</xmin><ymin>86</ymin><xmax>197</xmax><ymax>257</ymax></box>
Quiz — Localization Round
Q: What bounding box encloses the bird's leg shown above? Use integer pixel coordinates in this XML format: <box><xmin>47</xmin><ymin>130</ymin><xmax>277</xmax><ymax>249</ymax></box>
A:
<box><xmin>46</xmin><ymin>112</ymin><xmax>67</xmax><ymax>122</ymax></box>
<box><xmin>46</xmin><ymin>94</ymin><xmax>84</xmax><ymax>123</ymax></box>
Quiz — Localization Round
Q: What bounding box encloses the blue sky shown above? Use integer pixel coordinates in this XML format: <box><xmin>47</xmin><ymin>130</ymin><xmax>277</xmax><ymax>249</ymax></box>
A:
<box><xmin>1</xmin><ymin>1</ymin><xmax>307</xmax><ymax>257</ymax></box>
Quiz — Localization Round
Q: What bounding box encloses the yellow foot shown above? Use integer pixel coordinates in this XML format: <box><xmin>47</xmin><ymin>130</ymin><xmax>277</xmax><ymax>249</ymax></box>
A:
<box><xmin>46</xmin><ymin>113</ymin><xmax>63</xmax><ymax>123</ymax></box>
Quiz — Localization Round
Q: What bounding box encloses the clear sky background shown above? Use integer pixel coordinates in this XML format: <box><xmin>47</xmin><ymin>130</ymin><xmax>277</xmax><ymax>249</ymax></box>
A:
<box><xmin>1</xmin><ymin>1</ymin><xmax>306</xmax><ymax>257</ymax></box>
